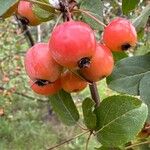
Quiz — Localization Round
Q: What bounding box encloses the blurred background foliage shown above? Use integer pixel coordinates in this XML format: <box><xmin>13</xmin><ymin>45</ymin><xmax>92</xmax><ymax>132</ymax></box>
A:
<box><xmin>0</xmin><ymin>0</ymin><xmax>149</xmax><ymax>149</ymax></box>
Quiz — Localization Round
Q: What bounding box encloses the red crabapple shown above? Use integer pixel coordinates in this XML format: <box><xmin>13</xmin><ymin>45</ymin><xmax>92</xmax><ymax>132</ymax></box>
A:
<box><xmin>18</xmin><ymin>1</ymin><xmax>41</xmax><ymax>26</ymax></box>
<box><xmin>61</xmin><ymin>71</ymin><xmax>87</xmax><ymax>93</ymax></box>
<box><xmin>49</xmin><ymin>21</ymin><xmax>96</xmax><ymax>69</ymax></box>
<box><xmin>103</xmin><ymin>18</ymin><xmax>137</xmax><ymax>52</ymax></box>
<box><xmin>79</xmin><ymin>43</ymin><xmax>114</xmax><ymax>82</ymax></box>
<box><xmin>24</xmin><ymin>43</ymin><xmax>62</xmax><ymax>83</ymax></box>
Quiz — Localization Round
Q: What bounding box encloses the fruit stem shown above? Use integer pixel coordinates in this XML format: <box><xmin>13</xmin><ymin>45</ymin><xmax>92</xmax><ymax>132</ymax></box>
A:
<box><xmin>73</xmin><ymin>9</ymin><xmax>106</xmax><ymax>28</ymax></box>
<box><xmin>69</xmin><ymin>69</ymin><xmax>92</xmax><ymax>84</ymax></box>
<box><xmin>85</xmin><ymin>131</ymin><xmax>93</xmax><ymax>150</ymax></box>
<box><xmin>15</xmin><ymin>15</ymin><xmax>35</xmax><ymax>47</ymax></box>
<box><xmin>59</xmin><ymin>0</ymin><xmax>72</xmax><ymax>21</ymax></box>
<box><xmin>89</xmin><ymin>82</ymin><xmax>100</xmax><ymax>107</ymax></box>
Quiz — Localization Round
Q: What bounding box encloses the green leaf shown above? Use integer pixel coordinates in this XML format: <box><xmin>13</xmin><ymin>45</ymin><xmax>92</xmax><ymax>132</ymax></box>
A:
<box><xmin>80</xmin><ymin>0</ymin><xmax>103</xmax><ymax>30</ymax></box>
<box><xmin>139</xmin><ymin>73</ymin><xmax>150</xmax><ymax>121</ymax></box>
<box><xmin>133</xmin><ymin>4</ymin><xmax>150</xmax><ymax>33</ymax></box>
<box><xmin>0</xmin><ymin>0</ymin><xmax>19</xmax><ymax>17</ymax></box>
<box><xmin>107</xmin><ymin>55</ymin><xmax>150</xmax><ymax>95</ymax></box>
<box><xmin>49</xmin><ymin>90</ymin><xmax>79</xmax><ymax>126</ymax></box>
<box><xmin>82</xmin><ymin>98</ymin><xmax>97</xmax><ymax>130</ymax></box>
<box><xmin>112</xmin><ymin>52</ymin><xmax>128</xmax><ymax>63</ymax></box>
<box><xmin>32</xmin><ymin>0</ymin><xmax>56</xmax><ymax>21</ymax></box>
<box><xmin>95</xmin><ymin>95</ymin><xmax>148</xmax><ymax>147</ymax></box>
<box><xmin>137</xmin><ymin>28</ymin><xmax>145</xmax><ymax>39</ymax></box>
<box><xmin>122</xmin><ymin>0</ymin><xmax>140</xmax><ymax>14</ymax></box>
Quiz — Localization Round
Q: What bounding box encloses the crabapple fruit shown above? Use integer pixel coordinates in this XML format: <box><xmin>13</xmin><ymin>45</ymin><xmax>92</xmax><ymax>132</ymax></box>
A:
<box><xmin>61</xmin><ymin>71</ymin><xmax>87</xmax><ymax>93</ymax></box>
<box><xmin>103</xmin><ymin>17</ymin><xmax>137</xmax><ymax>52</ymax></box>
<box><xmin>24</xmin><ymin>43</ymin><xmax>62</xmax><ymax>83</ymax></box>
<box><xmin>79</xmin><ymin>44</ymin><xmax>114</xmax><ymax>82</ymax></box>
<box><xmin>18</xmin><ymin>1</ymin><xmax>41</xmax><ymax>26</ymax></box>
<box><xmin>49</xmin><ymin>21</ymin><xmax>96</xmax><ymax>69</ymax></box>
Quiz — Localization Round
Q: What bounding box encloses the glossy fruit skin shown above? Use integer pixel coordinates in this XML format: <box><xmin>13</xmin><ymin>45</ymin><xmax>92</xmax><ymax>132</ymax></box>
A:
<box><xmin>49</xmin><ymin>21</ymin><xmax>96</xmax><ymax>69</ymax></box>
<box><xmin>25</xmin><ymin>43</ymin><xmax>62</xmax><ymax>82</ymax></box>
<box><xmin>61</xmin><ymin>71</ymin><xmax>87</xmax><ymax>93</ymax></box>
<box><xmin>79</xmin><ymin>44</ymin><xmax>114</xmax><ymax>82</ymax></box>
<box><xmin>18</xmin><ymin>1</ymin><xmax>41</xmax><ymax>26</ymax></box>
<box><xmin>30</xmin><ymin>79</ymin><xmax>61</xmax><ymax>96</ymax></box>
<box><xmin>103</xmin><ymin>17</ymin><xmax>137</xmax><ymax>52</ymax></box>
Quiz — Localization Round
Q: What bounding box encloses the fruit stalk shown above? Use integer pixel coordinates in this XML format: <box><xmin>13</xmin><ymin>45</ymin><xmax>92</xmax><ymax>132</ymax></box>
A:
<box><xmin>15</xmin><ymin>15</ymin><xmax>35</xmax><ymax>46</ymax></box>
<box><xmin>59</xmin><ymin>0</ymin><xmax>72</xmax><ymax>21</ymax></box>
<box><xmin>89</xmin><ymin>83</ymin><xmax>100</xmax><ymax>107</ymax></box>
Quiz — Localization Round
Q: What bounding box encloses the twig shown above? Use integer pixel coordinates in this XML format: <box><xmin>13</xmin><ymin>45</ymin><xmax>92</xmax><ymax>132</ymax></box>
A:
<box><xmin>85</xmin><ymin>131</ymin><xmax>92</xmax><ymax>150</ymax></box>
<box><xmin>15</xmin><ymin>15</ymin><xmax>35</xmax><ymax>47</ymax></box>
<box><xmin>89</xmin><ymin>83</ymin><xmax>100</xmax><ymax>107</ymax></box>
<box><xmin>74</xmin><ymin>9</ymin><xmax>106</xmax><ymax>27</ymax></box>
<box><xmin>59</xmin><ymin>0</ymin><xmax>72</xmax><ymax>21</ymax></box>
<box><xmin>125</xmin><ymin>141</ymin><xmax>150</xmax><ymax>149</ymax></box>
<box><xmin>47</xmin><ymin>131</ymin><xmax>89</xmax><ymax>150</ymax></box>
<box><xmin>69</xmin><ymin>69</ymin><xmax>92</xmax><ymax>84</ymax></box>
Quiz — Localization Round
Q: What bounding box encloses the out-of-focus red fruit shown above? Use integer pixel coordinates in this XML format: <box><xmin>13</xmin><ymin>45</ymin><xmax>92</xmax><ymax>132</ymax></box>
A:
<box><xmin>24</xmin><ymin>43</ymin><xmax>62</xmax><ymax>83</ymax></box>
<box><xmin>30</xmin><ymin>79</ymin><xmax>61</xmax><ymax>96</ymax></box>
<box><xmin>61</xmin><ymin>71</ymin><xmax>87</xmax><ymax>93</ymax></box>
<box><xmin>79</xmin><ymin>44</ymin><xmax>114</xmax><ymax>82</ymax></box>
<box><xmin>49</xmin><ymin>21</ymin><xmax>96</xmax><ymax>69</ymax></box>
<box><xmin>103</xmin><ymin>17</ymin><xmax>137</xmax><ymax>52</ymax></box>
<box><xmin>18</xmin><ymin>1</ymin><xmax>41</xmax><ymax>26</ymax></box>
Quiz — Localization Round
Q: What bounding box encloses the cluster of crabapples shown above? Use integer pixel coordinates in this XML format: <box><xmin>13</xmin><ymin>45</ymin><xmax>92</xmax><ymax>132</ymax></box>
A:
<box><xmin>24</xmin><ymin>19</ymin><xmax>137</xmax><ymax>96</ymax></box>
<box><xmin>18</xmin><ymin>1</ymin><xmax>137</xmax><ymax>96</ymax></box>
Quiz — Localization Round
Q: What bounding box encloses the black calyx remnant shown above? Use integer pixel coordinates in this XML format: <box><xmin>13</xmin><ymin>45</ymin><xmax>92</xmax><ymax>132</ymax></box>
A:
<box><xmin>35</xmin><ymin>79</ymin><xmax>51</xmax><ymax>86</ymax></box>
<box><xmin>78</xmin><ymin>57</ymin><xmax>91</xmax><ymax>68</ymax></box>
<box><xmin>19</xmin><ymin>16</ymin><xmax>30</xmax><ymax>25</ymax></box>
<box><xmin>121</xmin><ymin>43</ymin><xmax>131</xmax><ymax>51</ymax></box>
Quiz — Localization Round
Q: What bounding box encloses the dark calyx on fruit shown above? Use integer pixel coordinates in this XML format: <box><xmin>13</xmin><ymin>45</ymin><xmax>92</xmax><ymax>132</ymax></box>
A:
<box><xmin>18</xmin><ymin>16</ymin><xmax>30</xmax><ymax>25</ymax></box>
<box><xmin>78</xmin><ymin>57</ymin><xmax>91</xmax><ymax>68</ymax></box>
<box><xmin>121</xmin><ymin>43</ymin><xmax>131</xmax><ymax>51</ymax></box>
<box><xmin>34</xmin><ymin>79</ymin><xmax>51</xmax><ymax>86</ymax></box>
